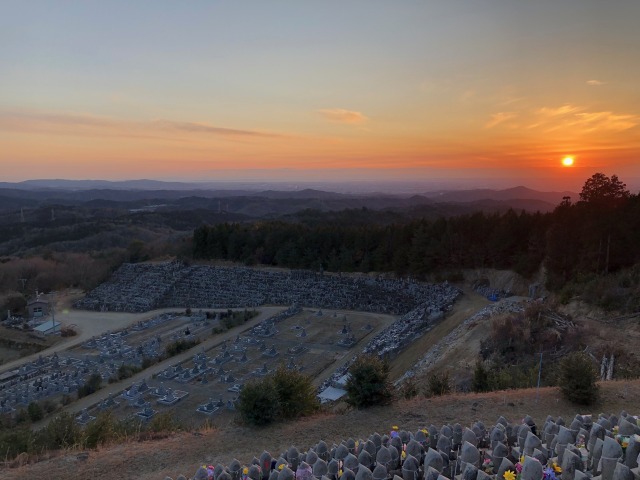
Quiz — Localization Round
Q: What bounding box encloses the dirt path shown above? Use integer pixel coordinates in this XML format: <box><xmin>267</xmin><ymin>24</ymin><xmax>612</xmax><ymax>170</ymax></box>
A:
<box><xmin>0</xmin><ymin>308</ymin><xmax>183</xmax><ymax>374</ymax></box>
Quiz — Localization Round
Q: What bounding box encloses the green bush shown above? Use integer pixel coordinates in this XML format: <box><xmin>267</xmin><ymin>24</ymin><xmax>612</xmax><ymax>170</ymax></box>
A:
<box><xmin>147</xmin><ymin>411</ymin><xmax>179</xmax><ymax>435</ymax></box>
<box><xmin>113</xmin><ymin>364</ymin><xmax>142</xmax><ymax>381</ymax></box>
<box><xmin>27</xmin><ymin>401</ymin><xmax>44</xmax><ymax>422</ymax></box>
<box><xmin>0</xmin><ymin>427</ymin><xmax>34</xmax><ymax>459</ymax></box>
<box><xmin>472</xmin><ymin>361</ymin><xmax>490</xmax><ymax>392</ymax></box>
<box><xmin>38</xmin><ymin>412</ymin><xmax>81</xmax><ymax>450</ymax></box>
<box><xmin>237</xmin><ymin>378</ymin><xmax>281</xmax><ymax>426</ymax></box>
<box><xmin>272</xmin><ymin>366</ymin><xmax>318</xmax><ymax>418</ymax></box>
<box><xmin>83</xmin><ymin>411</ymin><xmax>119</xmax><ymax>449</ymax></box>
<box><xmin>345</xmin><ymin>354</ymin><xmax>392</xmax><ymax>408</ymax></box>
<box><xmin>78</xmin><ymin>373</ymin><xmax>103</xmax><ymax>398</ymax></box>
<box><xmin>558</xmin><ymin>352</ymin><xmax>599</xmax><ymax>405</ymax></box>
<box><xmin>165</xmin><ymin>339</ymin><xmax>199</xmax><ymax>357</ymax></box>
<box><xmin>426</xmin><ymin>371</ymin><xmax>451</xmax><ymax>397</ymax></box>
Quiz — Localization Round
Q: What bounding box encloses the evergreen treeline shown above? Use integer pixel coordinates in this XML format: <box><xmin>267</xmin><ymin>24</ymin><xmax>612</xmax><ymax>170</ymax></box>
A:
<box><xmin>193</xmin><ymin>173</ymin><xmax>640</xmax><ymax>287</ymax></box>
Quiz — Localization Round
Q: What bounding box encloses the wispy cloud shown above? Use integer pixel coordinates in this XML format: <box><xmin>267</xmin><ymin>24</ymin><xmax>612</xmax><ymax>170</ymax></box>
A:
<box><xmin>0</xmin><ymin>110</ymin><xmax>280</xmax><ymax>139</ymax></box>
<box><xmin>151</xmin><ymin>120</ymin><xmax>279</xmax><ymax>137</ymax></box>
<box><xmin>318</xmin><ymin>108</ymin><xmax>368</xmax><ymax>124</ymax></box>
<box><xmin>586</xmin><ymin>79</ymin><xmax>605</xmax><ymax>86</ymax></box>
<box><xmin>572</xmin><ymin>112</ymin><xmax>638</xmax><ymax>131</ymax></box>
<box><xmin>530</xmin><ymin>104</ymin><xmax>638</xmax><ymax>133</ymax></box>
<box><xmin>485</xmin><ymin>112</ymin><xmax>516</xmax><ymax>129</ymax></box>
<box><xmin>536</xmin><ymin>104</ymin><xmax>583</xmax><ymax>117</ymax></box>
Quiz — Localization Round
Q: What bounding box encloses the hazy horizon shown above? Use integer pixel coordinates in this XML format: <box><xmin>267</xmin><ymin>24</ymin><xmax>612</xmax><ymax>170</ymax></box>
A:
<box><xmin>5</xmin><ymin>174</ymin><xmax>640</xmax><ymax>196</ymax></box>
<box><xmin>2</xmin><ymin>1</ymin><xmax>639</xmax><ymax>190</ymax></box>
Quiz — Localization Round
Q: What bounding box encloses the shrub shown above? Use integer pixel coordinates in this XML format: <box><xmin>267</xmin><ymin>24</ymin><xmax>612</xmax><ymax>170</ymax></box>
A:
<box><xmin>78</xmin><ymin>373</ymin><xmax>103</xmax><ymax>399</ymax></box>
<box><xmin>147</xmin><ymin>411</ymin><xmax>179</xmax><ymax>437</ymax></box>
<box><xmin>558</xmin><ymin>352</ymin><xmax>599</xmax><ymax>405</ymax></box>
<box><xmin>426</xmin><ymin>371</ymin><xmax>451</xmax><ymax>397</ymax></box>
<box><xmin>27</xmin><ymin>402</ymin><xmax>44</xmax><ymax>422</ymax></box>
<box><xmin>237</xmin><ymin>378</ymin><xmax>281</xmax><ymax>426</ymax></box>
<box><xmin>345</xmin><ymin>354</ymin><xmax>392</xmax><ymax>408</ymax></box>
<box><xmin>472</xmin><ymin>361</ymin><xmax>490</xmax><ymax>393</ymax></box>
<box><xmin>83</xmin><ymin>411</ymin><xmax>119</xmax><ymax>449</ymax></box>
<box><xmin>0</xmin><ymin>427</ymin><xmax>34</xmax><ymax>459</ymax></box>
<box><xmin>165</xmin><ymin>339</ymin><xmax>199</xmax><ymax>357</ymax></box>
<box><xmin>272</xmin><ymin>366</ymin><xmax>318</xmax><ymax>418</ymax></box>
<box><xmin>119</xmin><ymin>364</ymin><xmax>143</xmax><ymax>380</ymax></box>
<box><xmin>398</xmin><ymin>377</ymin><xmax>420</xmax><ymax>399</ymax></box>
<box><xmin>38</xmin><ymin>412</ymin><xmax>81</xmax><ymax>450</ymax></box>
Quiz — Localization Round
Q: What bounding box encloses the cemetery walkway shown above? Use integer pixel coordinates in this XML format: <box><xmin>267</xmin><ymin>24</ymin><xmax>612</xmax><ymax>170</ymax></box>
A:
<box><xmin>29</xmin><ymin>306</ymin><xmax>289</xmax><ymax>429</ymax></box>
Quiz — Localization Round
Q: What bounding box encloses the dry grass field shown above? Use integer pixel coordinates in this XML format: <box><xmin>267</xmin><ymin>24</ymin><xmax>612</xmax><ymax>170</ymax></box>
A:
<box><xmin>3</xmin><ymin>378</ymin><xmax>637</xmax><ymax>480</ymax></box>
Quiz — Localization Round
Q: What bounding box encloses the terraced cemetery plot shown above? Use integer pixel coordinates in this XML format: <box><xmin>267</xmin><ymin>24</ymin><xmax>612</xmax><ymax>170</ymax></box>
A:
<box><xmin>78</xmin><ymin>308</ymin><xmax>393</xmax><ymax>426</ymax></box>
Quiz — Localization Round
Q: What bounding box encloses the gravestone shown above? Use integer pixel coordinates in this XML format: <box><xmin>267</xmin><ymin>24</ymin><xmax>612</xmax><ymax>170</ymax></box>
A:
<box><xmin>520</xmin><ymin>456</ymin><xmax>542</xmax><ymax>480</ymax></box>
<box><xmin>314</xmin><ymin>459</ymin><xmax>328</xmax><ymax>477</ymax></box>
<box><xmin>461</xmin><ymin>464</ymin><xmax>477</xmax><ymax>480</ymax></box>
<box><xmin>560</xmin><ymin>448</ymin><xmax>583</xmax><ymax>480</ymax></box>
<box><xmin>591</xmin><ymin>437</ymin><xmax>604</xmax><ymax>475</ymax></box>
<box><xmin>600</xmin><ymin>436</ymin><xmax>623</xmax><ymax>480</ymax></box>
<box><xmin>623</xmin><ymin>434</ymin><xmax>639</xmax><ymax>468</ymax></box>
<box><xmin>460</xmin><ymin>441</ymin><xmax>480</xmax><ymax>468</ymax></box>
<box><xmin>523</xmin><ymin>431</ymin><xmax>542</xmax><ymax>456</ymax></box>
<box><xmin>612</xmin><ymin>462</ymin><xmax>634</xmax><ymax>480</ymax></box>
<box><xmin>490</xmin><ymin>427</ymin><xmax>505</xmax><ymax>449</ymax></box>
<box><xmin>401</xmin><ymin>454</ymin><xmax>419</xmax><ymax>480</ymax></box>
<box><xmin>491</xmin><ymin>442</ymin><xmax>508</xmax><ymax>473</ymax></box>
<box><xmin>355</xmin><ymin>465</ymin><xmax>373</xmax><ymax>480</ymax></box>
<box><xmin>344</xmin><ymin>453</ymin><xmax>359</xmax><ymax>473</ymax></box>
<box><xmin>423</xmin><ymin>448</ymin><xmax>443</xmax><ymax>473</ymax></box>
<box><xmin>336</xmin><ymin>444</ymin><xmax>349</xmax><ymax>461</ymax></box>
<box><xmin>556</xmin><ymin>425</ymin><xmax>575</xmax><ymax>463</ymax></box>
<box><xmin>496</xmin><ymin>458</ymin><xmax>514</xmax><ymax>480</ymax></box>
<box><xmin>358</xmin><ymin>450</ymin><xmax>372</xmax><ymax>470</ymax></box>
<box><xmin>462</xmin><ymin>428</ymin><xmax>477</xmax><ymax>447</ymax></box>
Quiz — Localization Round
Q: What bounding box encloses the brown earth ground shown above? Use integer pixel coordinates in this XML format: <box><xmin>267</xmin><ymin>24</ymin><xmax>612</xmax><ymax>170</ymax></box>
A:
<box><xmin>3</xmin><ymin>378</ymin><xmax>637</xmax><ymax>480</ymax></box>
<box><xmin>387</xmin><ymin>287</ymin><xmax>489</xmax><ymax>381</ymax></box>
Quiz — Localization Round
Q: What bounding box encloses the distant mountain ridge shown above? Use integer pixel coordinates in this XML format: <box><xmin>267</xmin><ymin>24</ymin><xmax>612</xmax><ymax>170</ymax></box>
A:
<box><xmin>0</xmin><ymin>179</ymin><xmax>578</xmax><ymax>215</ymax></box>
<box><xmin>424</xmin><ymin>185</ymin><xmax>577</xmax><ymax>205</ymax></box>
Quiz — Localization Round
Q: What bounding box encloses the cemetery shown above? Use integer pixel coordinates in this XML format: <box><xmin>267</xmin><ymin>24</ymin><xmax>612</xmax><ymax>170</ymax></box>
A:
<box><xmin>169</xmin><ymin>412</ymin><xmax>640</xmax><ymax>480</ymax></box>
<box><xmin>1</xmin><ymin>292</ymin><xmax>461</xmax><ymax>426</ymax></box>
<box><xmin>74</xmin><ymin>261</ymin><xmax>457</xmax><ymax>316</ymax></box>
<box><xmin>79</xmin><ymin>305</ymin><xmax>400</xmax><ymax>426</ymax></box>
<box><xmin>0</xmin><ymin>262</ymin><xmax>462</xmax><ymax>426</ymax></box>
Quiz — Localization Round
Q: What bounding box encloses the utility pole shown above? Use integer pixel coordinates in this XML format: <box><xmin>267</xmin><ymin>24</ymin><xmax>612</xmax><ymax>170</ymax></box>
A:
<box><xmin>49</xmin><ymin>292</ymin><xmax>57</xmax><ymax>335</ymax></box>
<box><xmin>536</xmin><ymin>350</ymin><xmax>543</xmax><ymax>402</ymax></box>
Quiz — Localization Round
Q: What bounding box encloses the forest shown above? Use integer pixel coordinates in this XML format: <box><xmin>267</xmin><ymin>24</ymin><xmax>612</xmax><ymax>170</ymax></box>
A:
<box><xmin>193</xmin><ymin>173</ymin><xmax>640</xmax><ymax>306</ymax></box>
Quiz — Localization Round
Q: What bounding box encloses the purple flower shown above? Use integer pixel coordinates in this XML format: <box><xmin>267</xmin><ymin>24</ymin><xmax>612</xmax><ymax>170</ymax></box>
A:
<box><xmin>543</xmin><ymin>467</ymin><xmax>558</xmax><ymax>480</ymax></box>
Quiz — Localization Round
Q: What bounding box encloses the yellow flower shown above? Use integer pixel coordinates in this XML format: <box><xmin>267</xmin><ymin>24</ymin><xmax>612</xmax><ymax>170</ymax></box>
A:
<box><xmin>278</xmin><ymin>464</ymin><xmax>285</xmax><ymax>471</ymax></box>
<box><xmin>243</xmin><ymin>467</ymin><xmax>249</xmax><ymax>475</ymax></box>
<box><xmin>401</xmin><ymin>451</ymin><xmax>406</xmax><ymax>460</ymax></box>
<box><xmin>553</xmin><ymin>463</ymin><xmax>562</xmax><ymax>473</ymax></box>
<box><xmin>504</xmin><ymin>470</ymin><xmax>516</xmax><ymax>480</ymax></box>
<box><xmin>392</xmin><ymin>426</ymin><xmax>399</xmax><ymax>431</ymax></box>
<box><xmin>520</xmin><ymin>455</ymin><xmax>525</xmax><ymax>465</ymax></box>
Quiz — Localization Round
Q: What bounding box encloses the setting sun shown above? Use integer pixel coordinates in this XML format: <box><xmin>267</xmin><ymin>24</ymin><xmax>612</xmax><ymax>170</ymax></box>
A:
<box><xmin>562</xmin><ymin>156</ymin><xmax>574</xmax><ymax>167</ymax></box>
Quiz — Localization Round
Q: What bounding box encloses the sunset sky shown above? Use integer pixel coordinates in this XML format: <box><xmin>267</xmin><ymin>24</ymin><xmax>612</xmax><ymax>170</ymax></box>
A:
<box><xmin>2</xmin><ymin>1</ymin><xmax>639</xmax><ymax>190</ymax></box>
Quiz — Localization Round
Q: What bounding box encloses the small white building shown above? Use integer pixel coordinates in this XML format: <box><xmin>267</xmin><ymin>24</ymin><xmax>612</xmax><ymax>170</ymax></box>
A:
<box><xmin>34</xmin><ymin>320</ymin><xmax>60</xmax><ymax>335</ymax></box>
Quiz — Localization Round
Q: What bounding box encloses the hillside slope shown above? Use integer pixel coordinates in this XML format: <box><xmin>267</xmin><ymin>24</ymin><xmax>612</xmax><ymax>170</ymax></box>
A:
<box><xmin>3</xmin><ymin>379</ymin><xmax>638</xmax><ymax>480</ymax></box>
